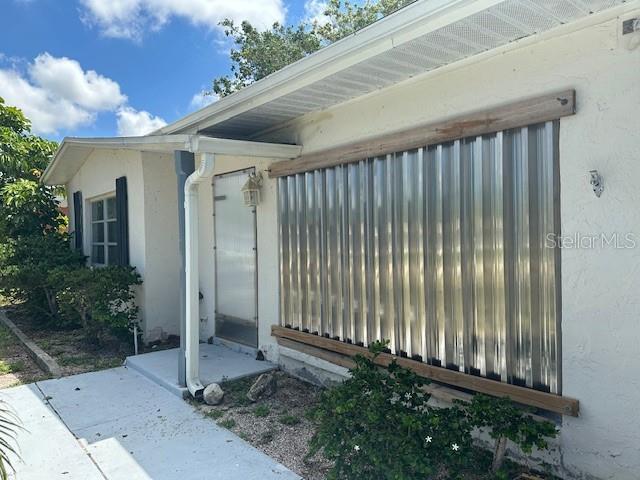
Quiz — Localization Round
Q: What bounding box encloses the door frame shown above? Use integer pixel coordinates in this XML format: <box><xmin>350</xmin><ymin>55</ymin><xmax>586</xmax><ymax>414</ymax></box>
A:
<box><xmin>212</xmin><ymin>167</ymin><xmax>259</xmax><ymax>349</ymax></box>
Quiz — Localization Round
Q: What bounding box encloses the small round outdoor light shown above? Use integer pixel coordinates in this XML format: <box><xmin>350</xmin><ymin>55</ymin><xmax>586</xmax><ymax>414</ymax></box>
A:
<box><xmin>241</xmin><ymin>172</ymin><xmax>263</xmax><ymax>207</ymax></box>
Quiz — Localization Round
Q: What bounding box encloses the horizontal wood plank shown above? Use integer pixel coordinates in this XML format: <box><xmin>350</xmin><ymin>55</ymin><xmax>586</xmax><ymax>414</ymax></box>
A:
<box><xmin>277</xmin><ymin>336</ymin><xmax>474</xmax><ymax>405</ymax></box>
<box><xmin>272</xmin><ymin>325</ymin><xmax>579</xmax><ymax>416</ymax></box>
<box><xmin>269</xmin><ymin>89</ymin><xmax>575</xmax><ymax>178</ymax></box>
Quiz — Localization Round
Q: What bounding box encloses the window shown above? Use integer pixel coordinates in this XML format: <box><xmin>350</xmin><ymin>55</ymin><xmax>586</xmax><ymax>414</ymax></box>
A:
<box><xmin>90</xmin><ymin>197</ymin><xmax>118</xmax><ymax>265</ymax></box>
<box><xmin>278</xmin><ymin>121</ymin><xmax>561</xmax><ymax>394</ymax></box>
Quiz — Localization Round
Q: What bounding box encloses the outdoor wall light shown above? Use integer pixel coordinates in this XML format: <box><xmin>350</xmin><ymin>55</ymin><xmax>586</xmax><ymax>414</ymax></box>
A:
<box><xmin>589</xmin><ymin>170</ymin><xmax>604</xmax><ymax>198</ymax></box>
<box><xmin>241</xmin><ymin>172</ymin><xmax>263</xmax><ymax>207</ymax></box>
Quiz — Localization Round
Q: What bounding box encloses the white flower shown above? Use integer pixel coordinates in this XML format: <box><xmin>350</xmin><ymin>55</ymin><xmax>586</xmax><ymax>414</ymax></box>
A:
<box><xmin>425</xmin><ymin>436</ymin><xmax>432</xmax><ymax>443</ymax></box>
<box><xmin>404</xmin><ymin>393</ymin><xmax>412</xmax><ymax>399</ymax></box>
<box><xmin>451</xmin><ymin>443</ymin><xmax>460</xmax><ymax>451</ymax></box>
<box><xmin>354</xmin><ymin>445</ymin><xmax>360</xmax><ymax>452</ymax></box>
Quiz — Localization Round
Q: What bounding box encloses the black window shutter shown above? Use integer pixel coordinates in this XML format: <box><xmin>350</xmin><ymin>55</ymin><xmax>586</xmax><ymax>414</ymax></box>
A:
<box><xmin>72</xmin><ymin>191</ymin><xmax>83</xmax><ymax>251</ymax></box>
<box><xmin>115</xmin><ymin>177</ymin><xmax>130</xmax><ymax>266</ymax></box>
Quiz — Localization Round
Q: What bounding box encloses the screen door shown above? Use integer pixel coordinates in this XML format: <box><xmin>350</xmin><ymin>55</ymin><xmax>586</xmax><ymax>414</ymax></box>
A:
<box><xmin>213</xmin><ymin>168</ymin><xmax>258</xmax><ymax>347</ymax></box>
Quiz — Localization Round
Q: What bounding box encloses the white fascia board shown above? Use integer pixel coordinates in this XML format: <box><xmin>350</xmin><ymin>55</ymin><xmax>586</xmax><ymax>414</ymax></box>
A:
<box><xmin>192</xmin><ymin>136</ymin><xmax>301</xmax><ymax>158</ymax></box>
<box><xmin>41</xmin><ymin>134</ymin><xmax>301</xmax><ymax>185</ymax></box>
<box><xmin>154</xmin><ymin>0</ymin><xmax>502</xmax><ymax>136</ymax></box>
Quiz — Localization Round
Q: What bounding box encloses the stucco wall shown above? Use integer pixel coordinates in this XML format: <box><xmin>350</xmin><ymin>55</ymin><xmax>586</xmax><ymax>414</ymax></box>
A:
<box><xmin>66</xmin><ymin>149</ymin><xmax>181</xmax><ymax>342</ymax></box>
<box><xmin>66</xmin><ymin>149</ymin><xmax>147</xmax><ymax>325</ymax></box>
<box><xmin>257</xmin><ymin>8</ymin><xmax>640</xmax><ymax>479</ymax></box>
<box><xmin>141</xmin><ymin>152</ymin><xmax>180</xmax><ymax>339</ymax></box>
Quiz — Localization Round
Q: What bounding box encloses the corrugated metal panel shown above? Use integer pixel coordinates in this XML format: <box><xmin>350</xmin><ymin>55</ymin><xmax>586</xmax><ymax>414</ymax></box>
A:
<box><xmin>278</xmin><ymin>121</ymin><xmax>561</xmax><ymax>393</ymax></box>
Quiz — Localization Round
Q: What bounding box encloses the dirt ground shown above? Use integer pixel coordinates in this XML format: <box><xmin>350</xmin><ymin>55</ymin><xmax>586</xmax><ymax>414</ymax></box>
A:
<box><xmin>0</xmin><ymin>323</ymin><xmax>49</xmax><ymax>388</ymax></box>
<box><xmin>5</xmin><ymin>308</ymin><xmax>129</xmax><ymax>376</ymax></box>
<box><xmin>193</xmin><ymin>371</ymin><xmax>332</xmax><ymax>480</ymax></box>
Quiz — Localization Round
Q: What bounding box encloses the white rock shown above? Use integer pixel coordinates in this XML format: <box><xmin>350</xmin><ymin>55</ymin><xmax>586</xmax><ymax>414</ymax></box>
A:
<box><xmin>203</xmin><ymin>383</ymin><xmax>224</xmax><ymax>405</ymax></box>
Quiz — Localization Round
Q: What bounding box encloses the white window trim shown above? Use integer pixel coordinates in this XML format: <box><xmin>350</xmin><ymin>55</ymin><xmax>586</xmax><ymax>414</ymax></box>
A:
<box><xmin>89</xmin><ymin>194</ymin><xmax>117</xmax><ymax>266</ymax></box>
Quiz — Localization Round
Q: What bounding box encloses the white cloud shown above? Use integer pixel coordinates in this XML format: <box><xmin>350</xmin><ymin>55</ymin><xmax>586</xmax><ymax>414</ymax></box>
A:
<box><xmin>116</xmin><ymin>106</ymin><xmax>167</xmax><ymax>136</ymax></box>
<box><xmin>1</xmin><ymin>52</ymin><xmax>162</xmax><ymax>137</ymax></box>
<box><xmin>29</xmin><ymin>53</ymin><xmax>127</xmax><ymax>110</ymax></box>
<box><xmin>80</xmin><ymin>0</ymin><xmax>286</xmax><ymax>40</ymax></box>
<box><xmin>0</xmin><ymin>69</ymin><xmax>94</xmax><ymax>135</ymax></box>
<box><xmin>189</xmin><ymin>91</ymin><xmax>218</xmax><ymax>111</ymax></box>
<box><xmin>304</xmin><ymin>0</ymin><xmax>329</xmax><ymax>25</ymax></box>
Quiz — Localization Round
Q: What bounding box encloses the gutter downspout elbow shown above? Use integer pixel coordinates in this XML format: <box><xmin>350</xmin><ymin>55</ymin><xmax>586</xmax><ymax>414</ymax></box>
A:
<box><xmin>184</xmin><ymin>152</ymin><xmax>215</xmax><ymax>400</ymax></box>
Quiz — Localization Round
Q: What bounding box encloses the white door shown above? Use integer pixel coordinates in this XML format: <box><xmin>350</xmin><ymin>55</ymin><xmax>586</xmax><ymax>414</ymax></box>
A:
<box><xmin>213</xmin><ymin>168</ymin><xmax>258</xmax><ymax>347</ymax></box>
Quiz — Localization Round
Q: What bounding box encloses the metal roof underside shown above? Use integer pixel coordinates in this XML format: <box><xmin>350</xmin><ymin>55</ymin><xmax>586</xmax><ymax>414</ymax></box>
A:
<box><xmin>198</xmin><ymin>0</ymin><xmax>624</xmax><ymax>139</ymax></box>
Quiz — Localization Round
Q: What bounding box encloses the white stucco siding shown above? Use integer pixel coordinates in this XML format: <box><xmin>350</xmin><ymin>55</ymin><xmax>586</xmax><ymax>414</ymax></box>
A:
<box><xmin>258</xmin><ymin>9</ymin><xmax>640</xmax><ymax>479</ymax></box>
<box><xmin>196</xmin><ymin>155</ymin><xmax>281</xmax><ymax>360</ymax></box>
<box><xmin>66</xmin><ymin>148</ymin><xmax>147</xmax><ymax>328</ymax></box>
<box><xmin>66</xmin><ymin>149</ymin><xmax>181</xmax><ymax>343</ymax></box>
<box><xmin>141</xmin><ymin>152</ymin><xmax>180</xmax><ymax>340</ymax></box>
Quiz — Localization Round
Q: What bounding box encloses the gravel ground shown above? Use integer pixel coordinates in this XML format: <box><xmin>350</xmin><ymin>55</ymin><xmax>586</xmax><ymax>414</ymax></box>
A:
<box><xmin>0</xmin><ymin>323</ymin><xmax>49</xmax><ymax>388</ymax></box>
<box><xmin>193</xmin><ymin>371</ymin><xmax>332</xmax><ymax>480</ymax></box>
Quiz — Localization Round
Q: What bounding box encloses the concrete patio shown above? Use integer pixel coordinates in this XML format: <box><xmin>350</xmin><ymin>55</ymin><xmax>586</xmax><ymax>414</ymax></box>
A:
<box><xmin>125</xmin><ymin>341</ymin><xmax>276</xmax><ymax>398</ymax></box>
<box><xmin>3</xmin><ymin>367</ymin><xmax>299</xmax><ymax>480</ymax></box>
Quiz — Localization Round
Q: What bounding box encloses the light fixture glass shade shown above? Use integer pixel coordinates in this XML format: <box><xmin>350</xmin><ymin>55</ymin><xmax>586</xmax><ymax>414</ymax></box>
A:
<box><xmin>241</xmin><ymin>172</ymin><xmax>262</xmax><ymax>207</ymax></box>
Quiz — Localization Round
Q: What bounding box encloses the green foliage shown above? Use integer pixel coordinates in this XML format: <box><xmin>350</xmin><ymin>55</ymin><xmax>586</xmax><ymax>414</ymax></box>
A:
<box><xmin>0</xmin><ymin>100</ymin><xmax>143</xmax><ymax>347</ymax></box>
<box><xmin>0</xmin><ymin>231</ymin><xmax>85</xmax><ymax>319</ymax></box>
<box><xmin>52</xmin><ymin>266</ymin><xmax>142</xmax><ymax>344</ymax></box>
<box><xmin>205</xmin><ymin>409</ymin><xmax>225</xmax><ymax>420</ymax></box>
<box><xmin>212</xmin><ymin>20</ymin><xmax>321</xmax><ymax>97</ymax></box>
<box><xmin>0</xmin><ymin>400</ymin><xmax>21</xmax><ymax>480</ymax></box>
<box><xmin>466</xmin><ymin>394</ymin><xmax>558</xmax><ymax>471</ymax></box>
<box><xmin>0</xmin><ymin>97</ymin><xmax>57</xmax><ymax>185</ymax></box>
<box><xmin>308</xmin><ymin>341</ymin><xmax>472</xmax><ymax>480</ymax></box>
<box><xmin>278</xmin><ymin>414</ymin><xmax>300</xmax><ymax>426</ymax></box>
<box><xmin>468</xmin><ymin>394</ymin><xmax>558</xmax><ymax>454</ymax></box>
<box><xmin>1</xmin><ymin>179</ymin><xmax>65</xmax><ymax>237</ymax></box>
<box><xmin>0</xmin><ymin>97</ymin><xmax>78</xmax><ymax>320</ymax></box>
<box><xmin>309</xmin><ymin>340</ymin><xmax>558</xmax><ymax>479</ymax></box>
<box><xmin>212</xmin><ymin>0</ymin><xmax>415</xmax><ymax>97</ymax></box>
<box><xmin>253</xmin><ymin>404</ymin><xmax>271</xmax><ymax>417</ymax></box>
<box><xmin>218</xmin><ymin>418</ymin><xmax>236</xmax><ymax>429</ymax></box>
<box><xmin>315</xmin><ymin>0</ymin><xmax>415</xmax><ymax>43</ymax></box>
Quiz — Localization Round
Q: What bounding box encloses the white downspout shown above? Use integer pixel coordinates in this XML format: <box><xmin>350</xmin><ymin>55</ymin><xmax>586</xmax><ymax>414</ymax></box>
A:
<box><xmin>184</xmin><ymin>152</ymin><xmax>215</xmax><ymax>399</ymax></box>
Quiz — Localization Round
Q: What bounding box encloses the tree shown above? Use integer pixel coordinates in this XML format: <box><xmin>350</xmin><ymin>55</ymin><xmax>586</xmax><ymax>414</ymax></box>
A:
<box><xmin>211</xmin><ymin>0</ymin><xmax>415</xmax><ymax>97</ymax></box>
<box><xmin>0</xmin><ymin>97</ymin><xmax>57</xmax><ymax>186</ymax></box>
<box><xmin>0</xmin><ymin>98</ymin><xmax>84</xmax><ymax>318</ymax></box>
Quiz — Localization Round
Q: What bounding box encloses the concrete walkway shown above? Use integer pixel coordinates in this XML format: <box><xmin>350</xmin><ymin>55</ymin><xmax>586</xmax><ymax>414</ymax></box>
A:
<box><xmin>126</xmin><ymin>342</ymin><xmax>276</xmax><ymax>398</ymax></box>
<box><xmin>3</xmin><ymin>367</ymin><xmax>300</xmax><ymax>480</ymax></box>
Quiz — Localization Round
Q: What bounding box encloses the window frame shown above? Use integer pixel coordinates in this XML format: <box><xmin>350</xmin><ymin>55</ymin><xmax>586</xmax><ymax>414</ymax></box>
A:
<box><xmin>89</xmin><ymin>195</ymin><xmax>118</xmax><ymax>266</ymax></box>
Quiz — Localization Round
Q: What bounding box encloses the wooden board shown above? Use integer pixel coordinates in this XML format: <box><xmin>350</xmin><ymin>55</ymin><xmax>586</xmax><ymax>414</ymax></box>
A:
<box><xmin>269</xmin><ymin>89</ymin><xmax>575</xmax><ymax>178</ymax></box>
<box><xmin>272</xmin><ymin>325</ymin><xmax>579</xmax><ymax>416</ymax></box>
<box><xmin>277</xmin><ymin>336</ymin><xmax>474</xmax><ymax>405</ymax></box>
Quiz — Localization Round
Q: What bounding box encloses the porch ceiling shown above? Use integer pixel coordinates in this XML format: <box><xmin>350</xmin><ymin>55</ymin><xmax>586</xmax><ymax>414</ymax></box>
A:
<box><xmin>157</xmin><ymin>0</ymin><xmax>628</xmax><ymax>140</ymax></box>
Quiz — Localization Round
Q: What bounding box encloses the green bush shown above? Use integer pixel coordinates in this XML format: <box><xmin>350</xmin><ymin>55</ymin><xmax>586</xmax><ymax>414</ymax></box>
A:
<box><xmin>0</xmin><ymin>234</ymin><xmax>85</xmax><ymax>319</ymax></box>
<box><xmin>308</xmin><ymin>340</ymin><xmax>558</xmax><ymax>479</ymax></box>
<box><xmin>308</xmin><ymin>341</ymin><xmax>472</xmax><ymax>479</ymax></box>
<box><xmin>52</xmin><ymin>266</ymin><xmax>142</xmax><ymax>345</ymax></box>
<box><xmin>466</xmin><ymin>394</ymin><xmax>558</xmax><ymax>472</ymax></box>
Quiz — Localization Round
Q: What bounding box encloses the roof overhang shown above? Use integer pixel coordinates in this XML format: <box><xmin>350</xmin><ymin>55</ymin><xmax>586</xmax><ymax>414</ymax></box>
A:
<box><xmin>155</xmin><ymin>0</ymin><xmax>632</xmax><ymax>139</ymax></box>
<box><xmin>41</xmin><ymin>135</ymin><xmax>302</xmax><ymax>185</ymax></box>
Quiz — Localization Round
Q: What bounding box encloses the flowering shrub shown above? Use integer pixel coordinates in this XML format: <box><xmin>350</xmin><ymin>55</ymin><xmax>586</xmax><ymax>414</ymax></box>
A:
<box><xmin>466</xmin><ymin>394</ymin><xmax>558</xmax><ymax>472</ymax></box>
<box><xmin>308</xmin><ymin>341</ymin><xmax>473</xmax><ymax>479</ymax></box>
<box><xmin>308</xmin><ymin>340</ymin><xmax>558</xmax><ymax>479</ymax></box>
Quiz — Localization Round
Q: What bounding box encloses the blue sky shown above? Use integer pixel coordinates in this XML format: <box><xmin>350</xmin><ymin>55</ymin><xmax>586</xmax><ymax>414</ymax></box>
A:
<box><xmin>0</xmin><ymin>0</ymin><xmax>320</xmax><ymax>140</ymax></box>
